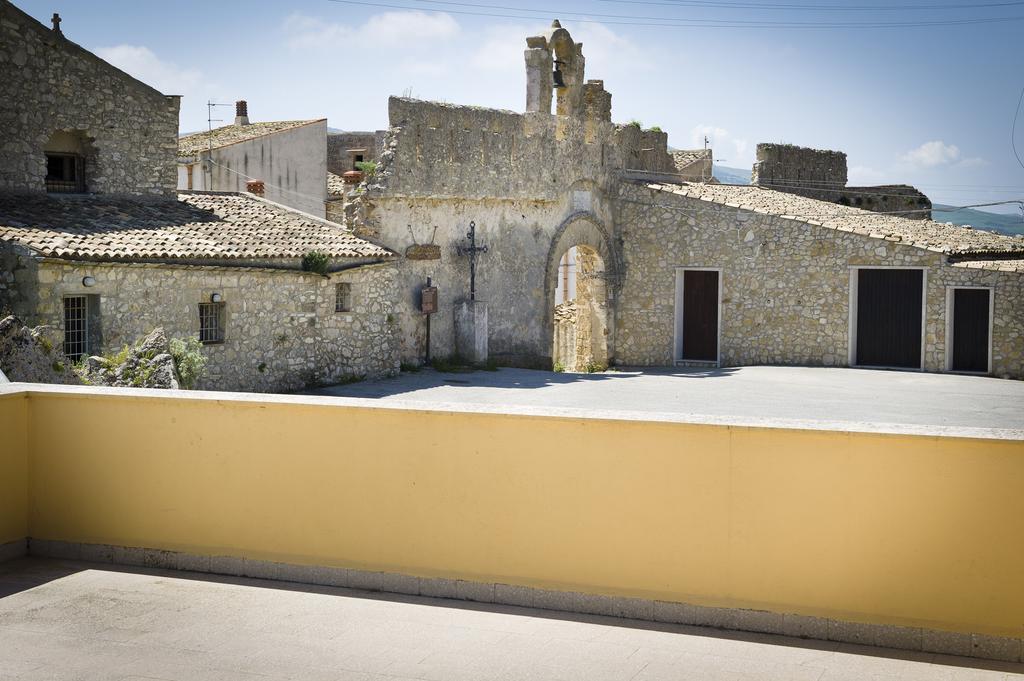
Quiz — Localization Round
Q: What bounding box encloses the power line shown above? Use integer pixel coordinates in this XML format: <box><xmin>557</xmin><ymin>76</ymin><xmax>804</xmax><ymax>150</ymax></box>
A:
<box><xmin>326</xmin><ymin>0</ymin><xmax>1024</xmax><ymax>27</ymax></box>
<box><xmin>594</xmin><ymin>0</ymin><xmax>1024</xmax><ymax>10</ymax></box>
<box><xmin>398</xmin><ymin>0</ymin><xmax>1024</xmax><ymax>24</ymax></box>
<box><xmin>1013</xmin><ymin>85</ymin><xmax>1024</xmax><ymax>173</ymax></box>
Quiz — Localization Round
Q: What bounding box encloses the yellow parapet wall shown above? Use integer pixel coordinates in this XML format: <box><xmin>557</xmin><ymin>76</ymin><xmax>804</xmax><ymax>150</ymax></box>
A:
<box><xmin>0</xmin><ymin>393</ymin><xmax>28</xmax><ymax>546</ymax></box>
<box><xmin>5</xmin><ymin>386</ymin><xmax>1024</xmax><ymax>639</ymax></box>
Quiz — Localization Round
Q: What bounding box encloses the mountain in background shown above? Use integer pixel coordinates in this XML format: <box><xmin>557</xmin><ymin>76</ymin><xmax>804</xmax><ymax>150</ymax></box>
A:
<box><xmin>713</xmin><ymin>165</ymin><xmax>751</xmax><ymax>185</ymax></box>
<box><xmin>932</xmin><ymin>205</ymin><xmax>1024</xmax><ymax>236</ymax></box>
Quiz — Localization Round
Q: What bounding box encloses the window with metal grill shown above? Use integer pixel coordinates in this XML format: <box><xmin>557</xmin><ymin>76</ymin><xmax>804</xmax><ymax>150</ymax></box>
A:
<box><xmin>198</xmin><ymin>302</ymin><xmax>225</xmax><ymax>344</ymax></box>
<box><xmin>45</xmin><ymin>153</ymin><xmax>85</xmax><ymax>193</ymax></box>
<box><xmin>63</xmin><ymin>295</ymin><xmax>88</xmax><ymax>360</ymax></box>
<box><xmin>335</xmin><ymin>283</ymin><xmax>352</xmax><ymax>312</ymax></box>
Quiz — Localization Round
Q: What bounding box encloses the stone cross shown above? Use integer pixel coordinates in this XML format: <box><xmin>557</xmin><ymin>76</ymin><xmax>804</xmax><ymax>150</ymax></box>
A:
<box><xmin>456</xmin><ymin>221</ymin><xmax>488</xmax><ymax>301</ymax></box>
<box><xmin>51</xmin><ymin>13</ymin><xmax>62</xmax><ymax>35</ymax></box>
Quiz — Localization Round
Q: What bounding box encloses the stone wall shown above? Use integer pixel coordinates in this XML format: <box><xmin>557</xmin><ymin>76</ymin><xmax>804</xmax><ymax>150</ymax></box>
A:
<box><xmin>0</xmin><ymin>2</ymin><xmax>180</xmax><ymax>197</ymax></box>
<box><xmin>327</xmin><ymin>131</ymin><xmax>385</xmax><ymax>175</ymax></box>
<box><xmin>613</xmin><ymin>182</ymin><xmax>1024</xmax><ymax>379</ymax></box>
<box><xmin>751</xmin><ymin>143</ymin><xmax>930</xmax><ymax>219</ymax></box>
<box><xmin>19</xmin><ymin>258</ymin><xmax>400</xmax><ymax>392</ymax></box>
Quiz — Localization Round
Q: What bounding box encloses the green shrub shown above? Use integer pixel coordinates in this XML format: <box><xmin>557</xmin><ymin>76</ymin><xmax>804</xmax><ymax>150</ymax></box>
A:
<box><xmin>169</xmin><ymin>336</ymin><xmax>207</xmax><ymax>389</ymax></box>
<box><xmin>627</xmin><ymin>119</ymin><xmax>642</xmax><ymax>129</ymax></box>
<box><xmin>301</xmin><ymin>250</ymin><xmax>330</xmax><ymax>276</ymax></box>
<box><xmin>647</xmin><ymin>125</ymin><xmax>662</xmax><ymax>132</ymax></box>
<box><xmin>553</xmin><ymin>361</ymin><xmax>565</xmax><ymax>373</ymax></box>
<box><xmin>355</xmin><ymin>161</ymin><xmax>377</xmax><ymax>178</ymax></box>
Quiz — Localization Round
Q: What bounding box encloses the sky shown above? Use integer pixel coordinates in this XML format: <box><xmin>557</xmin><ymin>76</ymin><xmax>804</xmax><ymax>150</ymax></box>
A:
<box><xmin>15</xmin><ymin>0</ymin><xmax>1024</xmax><ymax>213</ymax></box>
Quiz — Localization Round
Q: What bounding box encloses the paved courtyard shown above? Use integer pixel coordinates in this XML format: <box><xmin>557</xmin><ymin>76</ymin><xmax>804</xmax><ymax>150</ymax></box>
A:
<box><xmin>307</xmin><ymin>366</ymin><xmax>1024</xmax><ymax>431</ymax></box>
<box><xmin>0</xmin><ymin>558</ymin><xmax>1021</xmax><ymax>681</ymax></box>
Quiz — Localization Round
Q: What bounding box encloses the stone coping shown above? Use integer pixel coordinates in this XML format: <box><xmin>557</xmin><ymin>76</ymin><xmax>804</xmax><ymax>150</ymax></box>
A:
<box><xmin>14</xmin><ymin>539</ymin><xmax>1022</xmax><ymax>664</ymax></box>
<box><xmin>0</xmin><ymin>382</ymin><xmax>1021</xmax><ymax>441</ymax></box>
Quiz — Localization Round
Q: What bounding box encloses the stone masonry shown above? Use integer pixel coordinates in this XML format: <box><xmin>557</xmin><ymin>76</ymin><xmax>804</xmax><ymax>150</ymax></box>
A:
<box><xmin>0</xmin><ymin>2</ymin><xmax>180</xmax><ymax>197</ymax></box>
<box><xmin>20</xmin><ymin>258</ymin><xmax>400</xmax><ymax>392</ymax></box>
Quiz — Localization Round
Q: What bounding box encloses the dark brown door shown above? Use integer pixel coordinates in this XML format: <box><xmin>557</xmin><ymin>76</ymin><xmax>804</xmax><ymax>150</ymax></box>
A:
<box><xmin>855</xmin><ymin>269</ymin><xmax>923</xmax><ymax>368</ymax></box>
<box><xmin>951</xmin><ymin>288</ymin><xmax>990</xmax><ymax>372</ymax></box>
<box><xmin>682</xmin><ymin>270</ymin><xmax>719</xmax><ymax>361</ymax></box>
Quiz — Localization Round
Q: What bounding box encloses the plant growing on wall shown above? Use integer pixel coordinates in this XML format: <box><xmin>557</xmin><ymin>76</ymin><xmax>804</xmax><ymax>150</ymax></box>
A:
<box><xmin>301</xmin><ymin>250</ymin><xmax>330</xmax><ymax>275</ymax></box>
<box><xmin>355</xmin><ymin>161</ymin><xmax>377</xmax><ymax>179</ymax></box>
<box><xmin>627</xmin><ymin>120</ymin><xmax>642</xmax><ymax>129</ymax></box>
<box><xmin>170</xmin><ymin>337</ymin><xmax>207</xmax><ymax>390</ymax></box>
<box><xmin>647</xmin><ymin>125</ymin><xmax>662</xmax><ymax>132</ymax></box>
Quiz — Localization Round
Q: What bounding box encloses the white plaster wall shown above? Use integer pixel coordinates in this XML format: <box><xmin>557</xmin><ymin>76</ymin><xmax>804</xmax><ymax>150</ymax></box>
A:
<box><xmin>207</xmin><ymin>121</ymin><xmax>328</xmax><ymax>218</ymax></box>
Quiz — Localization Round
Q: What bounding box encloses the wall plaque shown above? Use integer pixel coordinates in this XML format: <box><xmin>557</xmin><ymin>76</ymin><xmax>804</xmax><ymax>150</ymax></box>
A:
<box><xmin>406</xmin><ymin>244</ymin><xmax>441</xmax><ymax>260</ymax></box>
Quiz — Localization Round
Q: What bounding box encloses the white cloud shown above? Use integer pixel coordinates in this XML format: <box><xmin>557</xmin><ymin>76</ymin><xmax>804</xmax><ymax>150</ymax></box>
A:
<box><xmin>284</xmin><ymin>11</ymin><xmax>458</xmax><ymax>52</ymax></box>
<box><xmin>94</xmin><ymin>45</ymin><xmax>206</xmax><ymax>96</ymax></box>
<box><xmin>848</xmin><ymin>165</ymin><xmax>888</xmax><ymax>185</ymax></box>
<box><xmin>687</xmin><ymin>125</ymin><xmax>751</xmax><ymax>166</ymax></box>
<box><xmin>901</xmin><ymin>140</ymin><xmax>960</xmax><ymax>167</ymax></box>
<box><xmin>958</xmin><ymin>156</ymin><xmax>989</xmax><ymax>168</ymax></box>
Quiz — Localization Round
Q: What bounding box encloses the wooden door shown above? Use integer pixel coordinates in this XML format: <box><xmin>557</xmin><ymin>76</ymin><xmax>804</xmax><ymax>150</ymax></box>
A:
<box><xmin>951</xmin><ymin>288</ymin><xmax>990</xmax><ymax>372</ymax></box>
<box><xmin>682</xmin><ymin>270</ymin><xmax>719</xmax><ymax>361</ymax></box>
<box><xmin>855</xmin><ymin>269</ymin><xmax>923</xmax><ymax>368</ymax></box>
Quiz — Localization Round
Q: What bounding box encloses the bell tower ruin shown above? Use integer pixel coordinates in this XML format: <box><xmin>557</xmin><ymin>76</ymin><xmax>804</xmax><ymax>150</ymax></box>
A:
<box><xmin>525</xmin><ymin>20</ymin><xmax>601</xmax><ymax>118</ymax></box>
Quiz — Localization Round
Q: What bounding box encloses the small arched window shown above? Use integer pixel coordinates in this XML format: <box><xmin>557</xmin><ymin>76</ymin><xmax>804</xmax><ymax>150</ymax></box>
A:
<box><xmin>44</xmin><ymin>130</ymin><xmax>92</xmax><ymax>193</ymax></box>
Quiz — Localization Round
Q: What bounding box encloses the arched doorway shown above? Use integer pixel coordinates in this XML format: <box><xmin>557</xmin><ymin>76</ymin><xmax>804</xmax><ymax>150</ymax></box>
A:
<box><xmin>553</xmin><ymin>245</ymin><xmax>608</xmax><ymax>372</ymax></box>
<box><xmin>545</xmin><ymin>213</ymin><xmax>617</xmax><ymax>372</ymax></box>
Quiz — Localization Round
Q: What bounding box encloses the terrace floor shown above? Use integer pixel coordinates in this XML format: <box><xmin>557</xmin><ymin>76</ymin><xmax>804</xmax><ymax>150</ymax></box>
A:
<box><xmin>1</xmin><ymin>557</ymin><xmax>1022</xmax><ymax>681</ymax></box>
<box><xmin>307</xmin><ymin>366</ymin><xmax>1024</xmax><ymax>432</ymax></box>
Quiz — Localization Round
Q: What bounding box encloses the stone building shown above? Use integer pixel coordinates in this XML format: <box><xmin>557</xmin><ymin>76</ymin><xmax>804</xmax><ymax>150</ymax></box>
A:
<box><xmin>343</xmin><ymin>19</ymin><xmax>1024</xmax><ymax>379</ymax></box>
<box><xmin>0</xmin><ymin>1</ymin><xmax>399</xmax><ymax>392</ymax></box>
<box><xmin>177</xmin><ymin>102</ymin><xmax>329</xmax><ymax>218</ymax></box>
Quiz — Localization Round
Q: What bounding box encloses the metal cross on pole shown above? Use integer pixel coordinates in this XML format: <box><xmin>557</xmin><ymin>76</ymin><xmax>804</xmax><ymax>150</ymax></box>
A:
<box><xmin>456</xmin><ymin>220</ymin><xmax>488</xmax><ymax>301</ymax></box>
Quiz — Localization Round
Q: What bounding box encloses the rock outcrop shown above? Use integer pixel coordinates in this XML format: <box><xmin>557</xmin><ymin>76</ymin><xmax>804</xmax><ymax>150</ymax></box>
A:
<box><xmin>0</xmin><ymin>315</ymin><xmax>81</xmax><ymax>384</ymax></box>
<box><xmin>81</xmin><ymin>327</ymin><xmax>180</xmax><ymax>389</ymax></box>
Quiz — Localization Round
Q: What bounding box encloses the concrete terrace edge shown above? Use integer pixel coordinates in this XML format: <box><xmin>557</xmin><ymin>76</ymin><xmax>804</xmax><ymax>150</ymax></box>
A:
<box><xmin>26</xmin><ymin>539</ymin><xmax>1024</xmax><ymax>664</ymax></box>
<box><xmin>1</xmin><ymin>382</ymin><xmax>1022</xmax><ymax>441</ymax></box>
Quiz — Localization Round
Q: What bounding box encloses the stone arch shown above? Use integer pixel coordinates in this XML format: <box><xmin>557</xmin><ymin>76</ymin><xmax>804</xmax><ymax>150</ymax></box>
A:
<box><xmin>544</xmin><ymin>211</ymin><xmax>618</xmax><ymax>369</ymax></box>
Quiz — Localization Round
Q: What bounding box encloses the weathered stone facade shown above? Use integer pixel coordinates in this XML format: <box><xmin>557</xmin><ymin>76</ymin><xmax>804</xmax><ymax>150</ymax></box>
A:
<box><xmin>327</xmin><ymin>131</ymin><xmax>385</xmax><ymax>175</ymax></box>
<box><xmin>0</xmin><ymin>2</ymin><xmax>180</xmax><ymax>197</ymax></box>
<box><xmin>614</xmin><ymin>182</ymin><xmax>1024</xmax><ymax>379</ymax></box>
<box><xmin>10</xmin><ymin>257</ymin><xmax>399</xmax><ymax>392</ymax></box>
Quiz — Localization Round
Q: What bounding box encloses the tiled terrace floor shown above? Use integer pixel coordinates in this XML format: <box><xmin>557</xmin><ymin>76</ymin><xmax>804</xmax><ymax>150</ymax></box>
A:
<box><xmin>1</xmin><ymin>558</ymin><xmax>1022</xmax><ymax>681</ymax></box>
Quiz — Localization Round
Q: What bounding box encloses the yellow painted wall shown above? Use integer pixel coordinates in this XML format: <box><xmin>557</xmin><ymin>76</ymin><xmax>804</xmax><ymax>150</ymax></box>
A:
<box><xmin>0</xmin><ymin>393</ymin><xmax>29</xmax><ymax>544</ymax></box>
<box><xmin>14</xmin><ymin>388</ymin><xmax>1024</xmax><ymax>638</ymax></box>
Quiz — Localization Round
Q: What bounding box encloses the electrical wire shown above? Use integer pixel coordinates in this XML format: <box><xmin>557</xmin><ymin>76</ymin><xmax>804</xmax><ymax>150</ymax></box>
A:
<box><xmin>398</xmin><ymin>0</ymin><xmax>1024</xmax><ymax>24</ymax></box>
<box><xmin>1013</xmin><ymin>85</ymin><xmax>1024</xmax><ymax>173</ymax></box>
<box><xmin>326</xmin><ymin>0</ymin><xmax>1024</xmax><ymax>27</ymax></box>
<box><xmin>595</xmin><ymin>0</ymin><xmax>1024</xmax><ymax>10</ymax></box>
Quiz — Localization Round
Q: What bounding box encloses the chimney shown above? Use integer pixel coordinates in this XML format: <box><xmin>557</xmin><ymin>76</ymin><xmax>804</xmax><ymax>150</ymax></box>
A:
<box><xmin>246</xmin><ymin>180</ymin><xmax>265</xmax><ymax>196</ymax></box>
<box><xmin>51</xmin><ymin>12</ymin><xmax>63</xmax><ymax>35</ymax></box>
<box><xmin>234</xmin><ymin>100</ymin><xmax>250</xmax><ymax>126</ymax></box>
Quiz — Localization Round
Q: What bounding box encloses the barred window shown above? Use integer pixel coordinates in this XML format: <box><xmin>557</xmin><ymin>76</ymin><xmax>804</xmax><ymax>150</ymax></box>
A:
<box><xmin>198</xmin><ymin>302</ymin><xmax>225</xmax><ymax>344</ymax></box>
<box><xmin>63</xmin><ymin>295</ymin><xmax>88</xmax><ymax>360</ymax></box>
<box><xmin>335</xmin><ymin>283</ymin><xmax>352</xmax><ymax>312</ymax></box>
<box><xmin>45</xmin><ymin>153</ymin><xmax>85</xmax><ymax>193</ymax></box>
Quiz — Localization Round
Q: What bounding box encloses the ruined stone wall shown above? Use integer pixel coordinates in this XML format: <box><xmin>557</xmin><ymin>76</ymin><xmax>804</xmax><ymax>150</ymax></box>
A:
<box><xmin>0</xmin><ymin>2</ymin><xmax>180</xmax><ymax>197</ymax></box>
<box><xmin>613</xmin><ymin>182</ymin><xmax>1024</xmax><ymax>379</ymax></box>
<box><xmin>673</xmin><ymin>150</ymin><xmax>713</xmax><ymax>182</ymax></box>
<box><xmin>21</xmin><ymin>259</ymin><xmax>400</xmax><ymax>392</ymax></box>
<box><xmin>327</xmin><ymin>131</ymin><xmax>385</xmax><ymax>174</ymax></box>
<box><xmin>752</xmin><ymin>143</ymin><xmax>847</xmax><ymax>189</ymax></box>
<box><xmin>348</xmin><ymin>97</ymin><xmax>637</xmax><ymax>367</ymax></box>
<box><xmin>0</xmin><ymin>241</ymin><xmax>39</xmax><ymax>318</ymax></box>
<box><xmin>751</xmin><ymin>143</ymin><xmax>931</xmax><ymax>219</ymax></box>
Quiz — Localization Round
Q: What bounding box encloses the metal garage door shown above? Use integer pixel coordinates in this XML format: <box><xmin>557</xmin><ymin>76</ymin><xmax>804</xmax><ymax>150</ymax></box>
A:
<box><xmin>855</xmin><ymin>269</ymin><xmax>923</xmax><ymax>369</ymax></box>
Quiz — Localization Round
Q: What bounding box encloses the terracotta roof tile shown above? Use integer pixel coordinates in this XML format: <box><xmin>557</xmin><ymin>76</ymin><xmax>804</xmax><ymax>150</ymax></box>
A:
<box><xmin>0</xmin><ymin>192</ymin><xmax>392</xmax><ymax>261</ymax></box>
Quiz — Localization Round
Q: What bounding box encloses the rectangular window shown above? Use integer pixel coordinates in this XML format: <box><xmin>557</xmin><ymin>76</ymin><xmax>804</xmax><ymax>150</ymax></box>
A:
<box><xmin>198</xmin><ymin>302</ymin><xmax>225</xmax><ymax>344</ymax></box>
<box><xmin>45</xmin><ymin>153</ymin><xmax>84</xmax><ymax>193</ymax></box>
<box><xmin>63</xmin><ymin>295</ymin><xmax>88</xmax><ymax>360</ymax></box>
<box><xmin>335</xmin><ymin>283</ymin><xmax>352</xmax><ymax>312</ymax></box>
